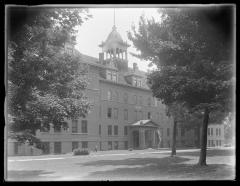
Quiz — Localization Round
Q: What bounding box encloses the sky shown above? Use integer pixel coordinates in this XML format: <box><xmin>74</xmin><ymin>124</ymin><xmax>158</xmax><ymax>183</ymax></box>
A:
<box><xmin>75</xmin><ymin>8</ymin><xmax>161</xmax><ymax>72</ymax></box>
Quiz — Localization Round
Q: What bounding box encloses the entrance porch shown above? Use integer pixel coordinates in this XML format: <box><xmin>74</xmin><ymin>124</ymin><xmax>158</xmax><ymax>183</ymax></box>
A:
<box><xmin>129</xmin><ymin>120</ymin><xmax>163</xmax><ymax>150</ymax></box>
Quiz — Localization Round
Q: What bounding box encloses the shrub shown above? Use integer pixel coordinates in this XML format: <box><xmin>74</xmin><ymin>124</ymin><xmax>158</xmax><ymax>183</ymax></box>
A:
<box><xmin>73</xmin><ymin>148</ymin><xmax>90</xmax><ymax>156</ymax></box>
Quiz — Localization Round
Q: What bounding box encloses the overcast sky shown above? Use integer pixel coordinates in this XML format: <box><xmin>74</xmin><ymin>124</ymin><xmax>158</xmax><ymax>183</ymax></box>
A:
<box><xmin>76</xmin><ymin>8</ymin><xmax>161</xmax><ymax>72</ymax></box>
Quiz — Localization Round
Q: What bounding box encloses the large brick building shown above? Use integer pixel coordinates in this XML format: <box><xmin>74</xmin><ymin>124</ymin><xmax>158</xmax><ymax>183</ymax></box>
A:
<box><xmin>7</xmin><ymin>25</ymin><xmax>223</xmax><ymax>156</ymax></box>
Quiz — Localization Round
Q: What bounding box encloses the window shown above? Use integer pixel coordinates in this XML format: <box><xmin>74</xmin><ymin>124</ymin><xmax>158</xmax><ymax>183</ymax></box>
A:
<box><xmin>155</xmin><ymin>113</ymin><xmax>158</xmax><ymax>120</ymax></box>
<box><xmin>181</xmin><ymin>128</ymin><xmax>185</xmax><ymax>137</ymax></box>
<box><xmin>66</xmin><ymin>47</ymin><xmax>73</xmax><ymax>54</ymax></box>
<box><xmin>133</xmin><ymin>77</ymin><xmax>142</xmax><ymax>87</ymax></box>
<box><xmin>139</xmin><ymin>111</ymin><xmax>143</xmax><ymax>120</ymax></box>
<box><xmin>211</xmin><ymin>140</ymin><xmax>214</xmax><ymax>146</ymax></box>
<box><xmin>216</xmin><ymin>128</ymin><xmax>218</xmax><ymax>136</ymax></box>
<box><xmin>107</xmin><ymin>71</ymin><xmax>112</xmax><ymax>80</ymax></box>
<box><xmin>107</xmin><ymin>90</ymin><xmax>112</xmax><ymax>100</ymax></box>
<box><xmin>54</xmin><ymin>125</ymin><xmax>61</xmax><ymax>133</ymax></box>
<box><xmin>82</xmin><ymin>141</ymin><xmax>88</xmax><ymax>149</ymax></box>
<box><xmin>107</xmin><ymin>108</ymin><xmax>112</xmax><ymax>118</ymax></box>
<box><xmin>219</xmin><ymin>140</ymin><xmax>221</xmax><ymax>146</ymax></box>
<box><xmin>134</xmin><ymin>110</ymin><xmax>138</xmax><ymax>121</ymax></box>
<box><xmin>124</xmin><ymin>141</ymin><xmax>128</xmax><ymax>149</ymax></box>
<box><xmin>133</xmin><ymin>77</ymin><xmax>137</xmax><ymax>86</ymax></box>
<box><xmin>147</xmin><ymin>112</ymin><xmax>151</xmax><ymax>119</ymax></box>
<box><xmin>123</xmin><ymin>93</ymin><xmax>128</xmax><ymax>103</ymax></box>
<box><xmin>108</xmin><ymin>141</ymin><xmax>112</xmax><ymax>150</ymax></box>
<box><xmin>137</xmin><ymin>80</ymin><xmax>142</xmax><ymax>87</ymax></box>
<box><xmin>54</xmin><ymin>142</ymin><xmax>61</xmax><ymax>154</ymax></box>
<box><xmin>108</xmin><ymin>125</ymin><xmax>112</xmax><ymax>135</ymax></box>
<box><xmin>107</xmin><ymin>71</ymin><xmax>117</xmax><ymax>82</ymax></box>
<box><xmin>115</xmin><ymin>91</ymin><xmax>119</xmax><ymax>102</ymax></box>
<box><xmin>208</xmin><ymin>140</ymin><xmax>211</xmax><ymax>147</ymax></box>
<box><xmin>81</xmin><ymin>120</ymin><xmax>88</xmax><ymax>133</ymax></box>
<box><xmin>114</xmin><ymin>126</ymin><xmax>118</xmax><ymax>135</ymax></box>
<box><xmin>139</xmin><ymin>96</ymin><xmax>143</xmax><ymax>105</ymax></box>
<box><xmin>72</xmin><ymin>142</ymin><xmax>78</xmax><ymax>151</ymax></box>
<box><xmin>114</xmin><ymin>141</ymin><xmax>119</xmax><ymax>149</ymax></box>
<box><xmin>133</xmin><ymin>95</ymin><xmax>137</xmax><ymax>104</ymax></box>
<box><xmin>216</xmin><ymin>140</ymin><xmax>218</xmax><ymax>146</ymax></box>
<box><xmin>211</xmin><ymin>128</ymin><xmax>213</xmax><ymax>136</ymax></box>
<box><xmin>99</xmin><ymin>125</ymin><xmax>101</xmax><ymax>136</ymax></box>
<box><xmin>147</xmin><ymin>97</ymin><xmax>151</xmax><ymax>106</ymax></box>
<box><xmin>124</xmin><ymin>126</ymin><xmax>128</xmax><ymax>136</ymax></box>
<box><xmin>219</xmin><ymin>128</ymin><xmax>221</xmax><ymax>136</ymax></box>
<box><xmin>113</xmin><ymin>108</ymin><xmax>118</xmax><ymax>120</ymax></box>
<box><xmin>158</xmin><ymin>113</ymin><xmax>161</xmax><ymax>121</ymax></box>
<box><xmin>99</xmin><ymin>105</ymin><xmax>102</xmax><ymax>118</ymax></box>
<box><xmin>112</xmin><ymin>72</ymin><xmax>117</xmax><ymax>82</ymax></box>
<box><xmin>167</xmin><ymin>128</ymin><xmax>170</xmax><ymax>137</ymax></box>
<box><xmin>124</xmin><ymin>109</ymin><xmax>128</xmax><ymax>121</ymax></box>
<box><xmin>208</xmin><ymin>128</ymin><xmax>210</xmax><ymax>136</ymax></box>
<box><xmin>72</xmin><ymin>120</ymin><xmax>78</xmax><ymax>133</ymax></box>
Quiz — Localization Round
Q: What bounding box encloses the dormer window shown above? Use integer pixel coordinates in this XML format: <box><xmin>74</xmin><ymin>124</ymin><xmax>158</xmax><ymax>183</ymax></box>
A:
<box><xmin>132</xmin><ymin>77</ymin><xmax>142</xmax><ymax>87</ymax></box>
<box><xmin>137</xmin><ymin>80</ymin><xmax>142</xmax><ymax>87</ymax></box>
<box><xmin>66</xmin><ymin>47</ymin><xmax>73</xmax><ymax>55</ymax></box>
<box><xmin>106</xmin><ymin>70</ymin><xmax>118</xmax><ymax>82</ymax></box>
<box><xmin>133</xmin><ymin>78</ymin><xmax>137</xmax><ymax>86</ymax></box>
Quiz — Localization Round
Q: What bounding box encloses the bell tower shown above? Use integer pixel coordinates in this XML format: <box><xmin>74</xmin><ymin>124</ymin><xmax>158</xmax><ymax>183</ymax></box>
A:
<box><xmin>98</xmin><ymin>9</ymin><xmax>130</xmax><ymax>71</ymax></box>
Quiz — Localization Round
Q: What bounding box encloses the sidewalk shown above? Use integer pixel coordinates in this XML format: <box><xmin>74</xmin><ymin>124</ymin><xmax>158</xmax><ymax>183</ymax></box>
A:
<box><xmin>8</xmin><ymin>147</ymin><xmax>233</xmax><ymax>162</ymax></box>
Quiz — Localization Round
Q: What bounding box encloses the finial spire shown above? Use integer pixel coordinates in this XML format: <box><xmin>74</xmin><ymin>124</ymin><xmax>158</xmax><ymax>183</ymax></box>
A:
<box><xmin>112</xmin><ymin>8</ymin><xmax>116</xmax><ymax>30</ymax></box>
<box><xmin>114</xmin><ymin>8</ymin><xmax>115</xmax><ymax>26</ymax></box>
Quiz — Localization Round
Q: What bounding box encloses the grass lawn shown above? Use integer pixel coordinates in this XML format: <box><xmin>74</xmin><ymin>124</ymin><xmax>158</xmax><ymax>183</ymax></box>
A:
<box><xmin>6</xmin><ymin>148</ymin><xmax>235</xmax><ymax>181</ymax></box>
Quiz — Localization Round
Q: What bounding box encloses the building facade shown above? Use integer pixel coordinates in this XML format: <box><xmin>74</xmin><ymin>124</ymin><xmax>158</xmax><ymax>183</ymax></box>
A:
<box><xmin>8</xmin><ymin>25</ymin><xmax>222</xmax><ymax>156</ymax></box>
<box><xmin>207</xmin><ymin>124</ymin><xmax>225</xmax><ymax>147</ymax></box>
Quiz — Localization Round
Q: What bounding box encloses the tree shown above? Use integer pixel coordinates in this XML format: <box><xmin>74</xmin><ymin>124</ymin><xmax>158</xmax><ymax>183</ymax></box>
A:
<box><xmin>7</xmin><ymin>7</ymin><xmax>92</xmax><ymax>148</ymax></box>
<box><xmin>165</xmin><ymin>102</ymin><xmax>188</xmax><ymax>156</ymax></box>
<box><xmin>128</xmin><ymin>6</ymin><xmax>234</xmax><ymax>166</ymax></box>
<box><xmin>223</xmin><ymin>112</ymin><xmax>235</xmax><ymax>145</ymax></box>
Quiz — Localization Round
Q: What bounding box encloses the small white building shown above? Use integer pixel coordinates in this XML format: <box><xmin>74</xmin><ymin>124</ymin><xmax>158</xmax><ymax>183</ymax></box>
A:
<box><xmin>207</xmin><ymin>124</ymin><xmax>225</xmax><ymax>147</ymax></box>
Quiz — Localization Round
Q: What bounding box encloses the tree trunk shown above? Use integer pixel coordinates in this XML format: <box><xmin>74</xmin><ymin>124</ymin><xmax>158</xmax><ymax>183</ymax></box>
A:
<box><xmin>196</xmin><ymin>125</ymin><xmax>201</xmax><ymax>148</ymax></box>
<box><xmin>198</xmin><ymin>107</ymin><xmax>210</xmax><ymax>166</ymax></box>
<box><xmin>171</xmin><ymin>120</ymin><xmax>177</xmax><ymax>156</ymax></box>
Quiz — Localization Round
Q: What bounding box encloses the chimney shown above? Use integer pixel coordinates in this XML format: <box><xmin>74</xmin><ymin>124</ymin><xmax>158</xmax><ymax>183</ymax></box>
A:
<box><xmin>133</xmin><ymin>63</ymin><xmax>138</xmax><ymax>72</ymax></box>
<box><xmin>99</xmin><ymin>52</ymin><xmax>104</xmax><ymax>63</ymax></box>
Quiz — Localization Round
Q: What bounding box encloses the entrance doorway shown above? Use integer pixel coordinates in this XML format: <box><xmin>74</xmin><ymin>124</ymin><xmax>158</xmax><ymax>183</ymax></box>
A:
<box><xmin>132</xmin><ymin>130</ymin><xmax>139</xmax><ymax>149</ymax></box>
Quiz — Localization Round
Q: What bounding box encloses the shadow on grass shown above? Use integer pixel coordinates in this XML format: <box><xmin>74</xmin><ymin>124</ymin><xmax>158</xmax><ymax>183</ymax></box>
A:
<box><xmin>79</xmin><ymin>156</ymin><xmax>234</xmax><ymax>180</ymax></box>
<box><xmin>176</xmin><ymin>149</ymin><xmax>235</xmax><ymax>157</ymax></box>
<box><xmin>7</xmin><ymin>170</ymin><xmax>58</xmax><ymax>181</ymax></box>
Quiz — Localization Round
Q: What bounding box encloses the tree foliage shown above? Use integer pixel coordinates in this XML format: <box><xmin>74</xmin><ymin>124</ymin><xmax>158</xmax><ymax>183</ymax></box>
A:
<box><xmin>128</xmin><ymin>6</ymin><xmax>234</xmax><ymax>165</ymax></box>
<box><xmin>7</xmin><ymin>7</ymin><xmax>92</xmax><ymax>148</ymax></box>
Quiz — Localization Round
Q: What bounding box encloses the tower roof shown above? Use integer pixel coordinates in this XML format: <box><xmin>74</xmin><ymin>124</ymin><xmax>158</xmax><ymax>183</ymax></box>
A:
<box><xmin>99</xmin><ymin>26</ymin><xmax>130</xmax><ymax>52</ymax></box>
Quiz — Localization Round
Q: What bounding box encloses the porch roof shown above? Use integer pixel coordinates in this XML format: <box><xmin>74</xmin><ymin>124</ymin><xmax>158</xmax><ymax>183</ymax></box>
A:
<box><xmin>129</xmin><ymin>120</ymin><xmax>159</xmax><ymax>128</ymax></box>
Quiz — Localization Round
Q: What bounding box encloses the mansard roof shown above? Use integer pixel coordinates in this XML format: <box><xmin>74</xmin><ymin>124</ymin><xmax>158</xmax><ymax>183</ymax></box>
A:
<box><xmin>74</xmin><ymin>50</ymin><xmax>150</xmax><ymax>90</ymax></box>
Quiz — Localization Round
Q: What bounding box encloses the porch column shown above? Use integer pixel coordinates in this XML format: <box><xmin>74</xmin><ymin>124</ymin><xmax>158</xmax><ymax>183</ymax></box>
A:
<box><xmin>139</xmin><ymin>128</ymin><xmax>145</xmax><ymax>149</ymax></box>
<box><xmin>129</xmin><ymin>128</ymin><xmax>133</xmax><ymax>149</ymax></box>
<box><xmin>153</xmin><ymin>130</ymin><xmax>156</xmax><ymax>148</ymax></box>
